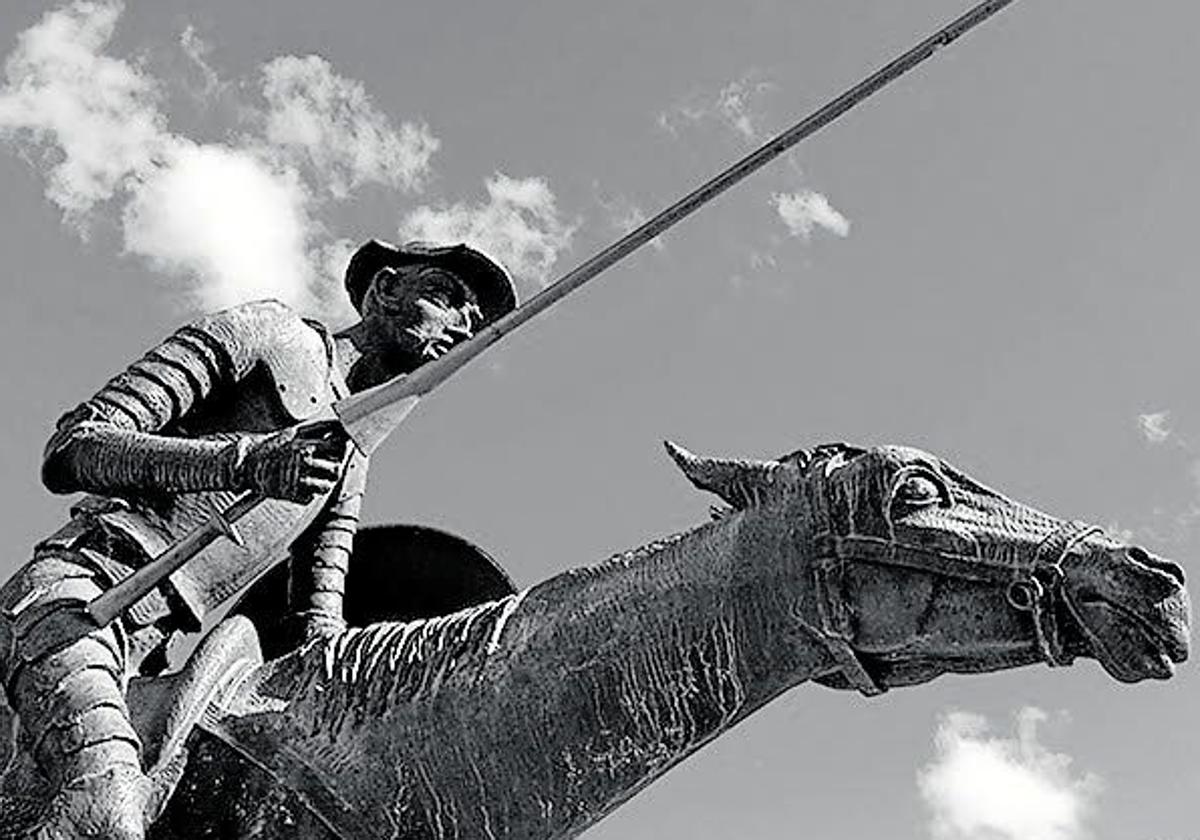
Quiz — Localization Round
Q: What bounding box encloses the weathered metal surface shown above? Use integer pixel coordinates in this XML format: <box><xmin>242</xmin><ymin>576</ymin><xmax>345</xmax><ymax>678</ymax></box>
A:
<box><xmin>150</xmin><ymin>733</ymin><xmax>341</xmax><ymax>840</ymax></box>
<box><xmin>234</xmin><ymin>523</ymin><xmax>517</xmax><ymax>660</ymax></box>
<box><xmin>114</xmin><ymin>442</ymin><xmax>1191</xmax><ymax>839</ymax></box>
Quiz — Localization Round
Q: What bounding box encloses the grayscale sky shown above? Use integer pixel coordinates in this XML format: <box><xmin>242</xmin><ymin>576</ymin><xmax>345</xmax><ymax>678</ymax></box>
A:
<box><xmin>0</xmin><ymin>2</ymin><xmax>1196</xmax><ymax>838</ymax></box>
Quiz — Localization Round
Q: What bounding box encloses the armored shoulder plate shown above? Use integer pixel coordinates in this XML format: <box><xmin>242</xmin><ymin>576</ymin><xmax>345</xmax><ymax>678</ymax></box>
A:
<box><xmin>182</xmin><ymin>300</ymin><xmax>334</xmax><ymax>424</ymax></box>
<box><xmin>217</xmin><ymin>303</ymin><xmax>333</xmax><ymax>423</ymax></box>
<box><xmin>260</xmin><ymin>315</ymin><xmax>333</xmax><ymax>422</ymax></box>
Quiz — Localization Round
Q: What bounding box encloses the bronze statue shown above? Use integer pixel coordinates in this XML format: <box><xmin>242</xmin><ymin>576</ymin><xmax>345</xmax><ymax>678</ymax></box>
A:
<box><xmin>0</xmin><ymin>431</ymin><xmax>1188</xmax><ymax>837</ymax></box>
<box><xmin>0</xmin><ymin>4</ymin><xmax>1184</xmax><ymax>836</ymax></box>
<box><xmin>63</xmin><ymin>440</ymin><xmax>1196</xmax><ymax>838</ymax></box>
<box><xmin>0</xmin><ymin>240</ymin><xmax>517</xmax><ymax>839</ymax></box>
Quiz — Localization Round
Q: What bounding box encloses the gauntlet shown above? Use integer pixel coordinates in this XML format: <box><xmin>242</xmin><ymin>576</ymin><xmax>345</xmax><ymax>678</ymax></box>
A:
<box><xmin>241</xmin><ymin>423</ymin><xmax>346</xmax><ymax>503</ymax></box>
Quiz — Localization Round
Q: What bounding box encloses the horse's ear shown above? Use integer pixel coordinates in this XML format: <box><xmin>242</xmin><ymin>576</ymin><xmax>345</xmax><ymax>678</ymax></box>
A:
<box><xmin>664</xmin><ymin>441</ymin><xmax>798</xmax><ymax>509</ymax></box>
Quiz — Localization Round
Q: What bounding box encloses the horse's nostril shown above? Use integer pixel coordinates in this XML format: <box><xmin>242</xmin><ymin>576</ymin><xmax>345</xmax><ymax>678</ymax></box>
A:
<box><xmin>1127</xmin><ymin>546</ymin><xmax>1186</xmax><ymax>586</ymax></box>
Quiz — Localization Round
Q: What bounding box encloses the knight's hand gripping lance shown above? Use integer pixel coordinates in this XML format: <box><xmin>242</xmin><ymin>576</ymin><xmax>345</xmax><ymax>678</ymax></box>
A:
<box><xmin>85</xmin><ymin>0</ymin><xmax>1020</xmax><ymax>629</ymax></box>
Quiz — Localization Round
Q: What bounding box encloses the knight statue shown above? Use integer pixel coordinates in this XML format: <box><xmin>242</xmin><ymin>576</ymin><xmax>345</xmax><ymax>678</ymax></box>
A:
<box><xmin>0</xmin><ymin>240</ymin><xmax>517</xmax><ymax>839</ymax></box>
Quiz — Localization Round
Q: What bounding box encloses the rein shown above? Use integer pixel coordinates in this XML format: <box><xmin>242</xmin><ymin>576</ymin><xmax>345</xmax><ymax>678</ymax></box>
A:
<box><xmin>801</xmin><ymin>469</ymin><xmax>1100</xmax><ymax>696</ymax></box>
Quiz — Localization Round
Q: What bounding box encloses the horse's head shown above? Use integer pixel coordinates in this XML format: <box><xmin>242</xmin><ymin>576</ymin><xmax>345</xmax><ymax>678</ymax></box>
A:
<box><xmin>667</xmin><ymin>442</ymin><xmax>1191</xmax><ymax>695</ymax></box>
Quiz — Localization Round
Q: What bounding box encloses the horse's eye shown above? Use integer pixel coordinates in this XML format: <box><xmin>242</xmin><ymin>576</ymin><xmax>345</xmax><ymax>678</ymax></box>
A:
<box><xmin>894</xmin><ymin>475</ymin><xmax>944</xmax><ymax>509</ymax></box>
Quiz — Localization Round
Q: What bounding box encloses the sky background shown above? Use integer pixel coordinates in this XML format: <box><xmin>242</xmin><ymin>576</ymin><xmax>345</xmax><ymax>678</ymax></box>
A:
<box><xmin>0</xmin><ymin>2</ymin><xmax>1196</xmax><ymax>838</ymax></box>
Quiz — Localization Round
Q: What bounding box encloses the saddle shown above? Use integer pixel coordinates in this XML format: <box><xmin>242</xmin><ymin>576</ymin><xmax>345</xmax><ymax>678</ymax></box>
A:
<box><xmin>0</xmin><ymin>615</ymin><xmax>262</xmax><ymax>838</ymax></box>
<box><xmin>0</xmin><ymin>523</ymin><xmax>516</xmax><ymax>835</ymax></box>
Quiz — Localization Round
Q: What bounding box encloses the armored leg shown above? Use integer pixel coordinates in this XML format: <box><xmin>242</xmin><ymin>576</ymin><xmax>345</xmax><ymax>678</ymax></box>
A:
<box><xmin>0</xmin><ymin>551</ymin><xmax>158</xmax><ymax>839</ymax></box>
<box><xmin>0</xmin><ymin>552</ymin><xmax>141</xmax><ymax>787</ymax></box>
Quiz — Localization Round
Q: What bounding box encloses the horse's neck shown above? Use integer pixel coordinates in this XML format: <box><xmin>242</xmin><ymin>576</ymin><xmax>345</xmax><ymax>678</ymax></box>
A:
<box><xmin>242</xmin><ymin>503</ymin><xmax>834</xmax><ymax>840</ymax></box>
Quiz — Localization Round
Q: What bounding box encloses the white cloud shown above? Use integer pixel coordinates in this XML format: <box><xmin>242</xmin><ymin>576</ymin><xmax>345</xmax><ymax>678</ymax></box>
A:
<box><xmin>0</xmin><ymin>1</ymin><xmax>571</xmax><ymax>320</ymax></box>
<box><xmin>0</xmin><ymin>1</ymin><xmax>335</xmax><ymax>313</ymax></box>
<box><xmin>594</xmin><ymin>187</ymin><xmax>664</xmax><ymax>252</ymax></box>
<box><xmin>772</xmin><ymin>189</ymin><xmax>850</xmax><ymax>239</ymax></box>
<box><xmin>0</xmin><ymin>0</ymin><xmax>165</xmax><ymax>224</ymax></box>
<box><xmin>1137</xmin><ymin>411</ymin><xmax>1172</xmax><ymax>445</ymax></box>
<box><xmin>658</xmin><ymin>76</ymin><xmax>849</xmax><ymax>268</ymax></box>
<box><xmin>918</xmin><ymin>708</ymin><xmax>1102</xmax><ymax>840</ymax></box>
<box><xmin>178</xmin><ymin>26</ymin><xmax>223</xmax><ymax>100</ymax></box>
<box><xmin>0</xmin><ymin>1</ymin><xmax>440</xmax><ymax>319</ymax></box>
<box><xmin>122</xmin><ymin>143</ymin><xmax>319</xmax><ymax>310</ymax></box>
<box><xmin>658</xmin><ymin>76</ymin><xmax>774</xmax><ymax>144</ymax></box>
<box><xmin>399</xmin><ymin>172</ymin><xmax>575</xmax><ymax>291</ymax></box>
<box><xmin>715</xmin><ymin>79</ymin><xmax>766</xmax><ymax>142</ymax></box>
<box><xmin>0</xmin><ymin>1</ymin><xmax>319</xmax><ymax>312</ymax></box>
<box><xmin>261</xmin><ymin>54</ymin><xmax>438</xmax><ymax>198</ymax></box>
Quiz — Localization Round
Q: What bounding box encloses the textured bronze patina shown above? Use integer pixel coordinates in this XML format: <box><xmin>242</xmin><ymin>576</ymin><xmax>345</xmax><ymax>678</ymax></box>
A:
<box><xmin>0</xmin><ymin>242</ymin><xmax>516</xmax><ymax>840</ymax></box>
<box><xmin>122</xmin><ymin>442</ymin><xmax>1187</xmax><ymax>838</ymax></box>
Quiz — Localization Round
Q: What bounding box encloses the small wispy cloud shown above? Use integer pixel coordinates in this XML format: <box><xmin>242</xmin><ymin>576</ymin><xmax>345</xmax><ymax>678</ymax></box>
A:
<box><xmin>657</xmin><ymin>76</ymin><xmax>775</xmax><ymax>144</ymax></box>
<box><xmin>1126</xmin><ymin>408</ymin><xmax>1200</xmax><ymax>544</ymax></box>
<box><xmin>260</xmin><ymin>54</ymin><xmax>438</xmax><ymax>198</ymax></box>
<box><xmin>399</xmin><ymin>172</ymin><xmax>575</xmax><ymax>293</ymax></box>
<box><xmin>772</xmin><ymin>189</ymin><xmax>850</xmax><ymax>239</ymax></box>
<box><xmin>593</xmin><ymin>185</ymin><xmax>664</xmax><ymax>253</ymax></box>
<box><xmin>712</xmin><ymin>78</ymin><xmax>768</xmax><ymax>143</ymax></box>
<box><xmin>918</xmin><ymin>708</ymin><xmax>1102</xmax><ymax>840</ymax></box>
<box><xmin>657</xmin><ymin>73</ymin><xmax>850</xmax><ymax>269</ymax></box>
<box><xmin>178</xmin><ymin>25</ymin><xmax>222</xmax><ymax>100</ymax></box>
<box><xmin>1137</xmin><ymin>411</ymin><xmax>1172</xmax><ymax>445</ymax></box>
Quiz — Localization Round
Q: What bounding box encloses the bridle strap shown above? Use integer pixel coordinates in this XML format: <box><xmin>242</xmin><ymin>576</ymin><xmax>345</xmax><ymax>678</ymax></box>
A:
<box><xmin>805</xmin><ymin>514</ymin><xmax>1101</xmax><ymax>693</ymax></box>
<box><xmin>1019</xmin><ymin>519</ymin><xmax>1102</xmax><ymax>666</ymax></box>
<box><xmin>811</xmin><ymin>559</ymin><xmax>888</xmax><ymax>696</ymax></box>
<box><xmin>807</xmin><ymin>532</ymin><xmax>1002</xmax><ymax>697</ymax></box>
<box><xmin>813</xmin><ymin>534</ymin><xmax>1016</xmax><ymax>584</ymax></box>
<box><xmin>800</xmin><ymin>473</ymin><xmax>891</xmax><ymax>696</ymax></box>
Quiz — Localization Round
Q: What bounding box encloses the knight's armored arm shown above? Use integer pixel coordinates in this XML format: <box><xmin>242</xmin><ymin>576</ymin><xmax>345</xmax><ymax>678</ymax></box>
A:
<box><xmin>42</xmin><ymin>414</ymin><xmax>250</xmax><ymax>497</ymax></box>
<box><xmin>42</xmin><ymin>300</ymin><xmax>336</xmax><ymax>501</ymax></box>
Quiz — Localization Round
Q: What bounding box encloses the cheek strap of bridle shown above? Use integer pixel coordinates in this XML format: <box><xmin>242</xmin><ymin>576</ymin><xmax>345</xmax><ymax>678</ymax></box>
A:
<box><xmin>800</xmin><ymin>472</ymin><xmax>890</xmax><ymax>696</ymax></box>
<box><xmin>1010</xmin><ymin>519</ymin><xmax>1102</xmax><ymax>667</ymax></box>
<box><xmin>807</xmin><ymin>515</ymin><xmax>1101</xmax><ymax>696</ymax></box>
<box><xmin>810</xmin><ymin>556</ymin><xmax>888</xmax><ymax>696</ymax></box>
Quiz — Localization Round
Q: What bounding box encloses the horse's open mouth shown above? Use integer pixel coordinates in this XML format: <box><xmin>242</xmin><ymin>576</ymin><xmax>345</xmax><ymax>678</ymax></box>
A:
<box><xmin>1068</xmin><ymin>590</ymin><xmax>1190</xmax><ymax>682</ymax></box>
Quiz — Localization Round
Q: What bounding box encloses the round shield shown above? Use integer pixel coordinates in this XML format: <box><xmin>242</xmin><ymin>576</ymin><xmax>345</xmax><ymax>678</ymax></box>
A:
<box><xmin>233</xmin><ymin>523</ymin><xmax>516</xmax><ymax>659</ymax></box>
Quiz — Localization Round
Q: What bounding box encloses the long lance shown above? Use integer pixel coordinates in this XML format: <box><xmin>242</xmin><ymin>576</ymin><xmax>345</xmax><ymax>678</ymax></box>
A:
<box><xmin>87</xmin><ymin>0</ymin><xmax>1018</xmax><ymax>628</ymax></box>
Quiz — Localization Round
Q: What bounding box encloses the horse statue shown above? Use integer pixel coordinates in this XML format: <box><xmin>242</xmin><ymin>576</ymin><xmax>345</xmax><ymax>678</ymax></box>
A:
<box><xmin>2</xmin><ymin>440</ymin><xmax>1192</xmax><ymax>838</ymax></box>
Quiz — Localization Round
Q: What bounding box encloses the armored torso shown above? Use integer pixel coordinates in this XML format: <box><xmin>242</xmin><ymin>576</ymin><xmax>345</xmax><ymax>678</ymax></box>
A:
<box><xmin>42</xmin><ymin>299</ymin><xmax>369</xmax><ymax>624</ymax></box>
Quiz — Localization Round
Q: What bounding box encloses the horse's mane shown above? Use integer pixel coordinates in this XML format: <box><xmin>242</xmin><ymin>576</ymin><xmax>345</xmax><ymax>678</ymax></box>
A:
<box><xmin>776</xmin><ymin>442</ymin><xmax>867</xmax><ymax>473</ymax></box>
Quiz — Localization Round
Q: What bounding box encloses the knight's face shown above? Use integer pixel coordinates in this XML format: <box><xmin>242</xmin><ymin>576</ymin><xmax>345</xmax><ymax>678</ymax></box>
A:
<box><xmin>362</xmin><ymin>264</ymin><xmax>483</xmax><ymax>367</ymax></box>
